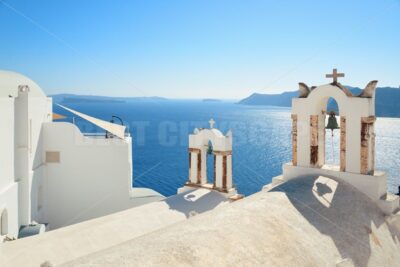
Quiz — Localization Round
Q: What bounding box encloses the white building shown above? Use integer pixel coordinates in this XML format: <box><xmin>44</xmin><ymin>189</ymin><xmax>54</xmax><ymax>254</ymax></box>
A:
<box><xmin>0</xmin><ymin>70</ymin><xmax>163</xmax><ymax>240</ymax></box>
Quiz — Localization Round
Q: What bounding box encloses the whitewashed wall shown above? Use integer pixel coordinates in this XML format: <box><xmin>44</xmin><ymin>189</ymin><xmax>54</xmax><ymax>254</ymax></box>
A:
<box><xmin>42</xmin><ymin>122</ymin><xmax>134</xmax><ymax>229</ymax></box>
<box><xmin>0</xmin><ymin>98</ymin><xmax>15</xmax><ymax>190</ymax></box>
<box><xmin>0</xmin><ymin>71</ymin><xmax>52</xmax><ymax>238</ymax></box>
<box><xmin>29</xmin><ymin>97</ymin><xmax>52</xmax><ymax>224</ymax></box>
<box><xmin>0</xmin><ymin>98</ymin><xmax>19</xmax><ymax>238</ymax></box>
<box><xmin>14</xmin><ymin>90</ymin><xmax>52</xmax><ymax>226</ymax></box>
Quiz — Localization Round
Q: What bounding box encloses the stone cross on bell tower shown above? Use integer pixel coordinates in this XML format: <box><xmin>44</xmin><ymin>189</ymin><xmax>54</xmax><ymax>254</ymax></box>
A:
<box><xmin>326</xmin><ymin>68</ymin><xmax>345</xmax><ymax>83</ymax></box>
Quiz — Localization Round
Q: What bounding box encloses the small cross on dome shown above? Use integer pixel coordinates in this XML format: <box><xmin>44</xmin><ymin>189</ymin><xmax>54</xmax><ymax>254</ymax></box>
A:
<box><xmin>326</xmin><ymin>68</ymin><xmax>345</xmax><ymax>83</ymax></box>
<box><xmin>209</xmin><ymin>118</ymin><xmax>215</xmax><ymax>129</ymax></box>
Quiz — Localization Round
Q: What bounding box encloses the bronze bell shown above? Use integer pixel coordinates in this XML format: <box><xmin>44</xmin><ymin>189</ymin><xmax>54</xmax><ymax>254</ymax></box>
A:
<box><xmin>207</xmin><ymin>141</ymin><xmax>213</xmax><ymax>155</ymax></box>
<box><xmin>326</xmin><ymin>111</ymin><xmax>340</xmax><ymax>131</ymax></box>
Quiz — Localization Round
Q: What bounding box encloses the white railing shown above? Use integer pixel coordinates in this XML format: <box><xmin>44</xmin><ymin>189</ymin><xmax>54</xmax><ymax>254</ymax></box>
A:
<box><xmin>82</xmin><ymin>132</ymin><xmax>131</xmax><ymax>138</ymax></box>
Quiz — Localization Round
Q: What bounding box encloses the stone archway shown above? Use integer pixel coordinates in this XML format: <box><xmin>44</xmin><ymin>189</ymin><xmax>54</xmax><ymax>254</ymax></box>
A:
<box><xmin>312</xmin><ymin>95</ymin><xmax>347</xmax><ymax>171</ymax></box>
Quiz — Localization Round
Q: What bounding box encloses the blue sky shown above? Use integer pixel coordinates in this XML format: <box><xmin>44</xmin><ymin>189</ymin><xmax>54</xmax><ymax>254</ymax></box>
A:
<box><xmin>0</xmin><ymin>0</ymin><xmax>399</xmax><ymax>98</ymax></box>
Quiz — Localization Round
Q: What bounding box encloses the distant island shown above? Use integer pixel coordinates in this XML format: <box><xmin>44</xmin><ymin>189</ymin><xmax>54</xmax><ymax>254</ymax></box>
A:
<box><xmin>51</xmin><ymin>94</ymin><xmax>168</xmax><ymax>104</ymax></box>
<box><xmin>238</xmin><ymin>86</ymin><xmax>400</xmax><ymax>118</ymax></box>
<box><xmin>202</xmin><ymin>98</ymin><xmax>221</xmax><ymax>102</ymax></box>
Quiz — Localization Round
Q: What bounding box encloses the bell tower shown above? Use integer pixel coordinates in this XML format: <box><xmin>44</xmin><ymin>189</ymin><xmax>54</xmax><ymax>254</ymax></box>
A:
<box><xmin>291</xmin><ymin>69</ymin><xmax>376</xmax><ymax>174</ymax></box>
<box><xmin>271</xmin><ymin>70</ymin><xmax>399</xmax><ymax>215</ymax></box>
<box><xmin>178</xmin><ymin>119</ymin><xmax>238</xmax><ymax>198</ymax></box>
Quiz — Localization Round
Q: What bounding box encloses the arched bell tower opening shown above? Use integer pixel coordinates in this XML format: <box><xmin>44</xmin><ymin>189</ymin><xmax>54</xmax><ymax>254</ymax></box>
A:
<box><xmin>319</xmin><ymin>97</ymin><xmax>346</xmax><ymax>171</ymax></box>
<box><xmin>206</xmin><ymin>140</ymin><xmax>216</xmax><ymax>185</ymax></box>
<box><xmin>324</xmin><ymin>98</ymin><xmax>341</xmax><ymax>166</ymax></box>
<box><xmin>303</xmin><ymin>92</ymin><xmax>347</xmax><ymax>171</ymax></box>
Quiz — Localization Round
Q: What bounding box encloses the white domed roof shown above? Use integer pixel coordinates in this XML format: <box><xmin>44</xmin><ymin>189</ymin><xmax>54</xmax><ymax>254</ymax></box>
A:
<box><xmin>0</xmin><ymin>70</ymin><xmax>45</xmax><ymax>98</ymax></box>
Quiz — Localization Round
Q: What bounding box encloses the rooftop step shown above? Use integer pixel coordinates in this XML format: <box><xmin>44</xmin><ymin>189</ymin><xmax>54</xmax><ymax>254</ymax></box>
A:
<box><xmin>229</xmin><ymin>194</ymin><xmax>244</xmax><ymax>202</ymax></box>
<box><xmin>263</xmin><ymin>175</ymin><xmax>285</xmax><ymax>191</ymax></box>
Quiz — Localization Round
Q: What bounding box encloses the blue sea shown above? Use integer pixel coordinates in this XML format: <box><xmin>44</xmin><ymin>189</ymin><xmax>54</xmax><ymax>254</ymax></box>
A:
<box><xmin>54</xmin><ymin>100</ymin><xmax>400</xmax><ymax>197</ymax></box>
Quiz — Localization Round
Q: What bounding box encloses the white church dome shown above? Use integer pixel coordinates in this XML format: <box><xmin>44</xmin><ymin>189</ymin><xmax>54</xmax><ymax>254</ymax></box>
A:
<box><xmin>0</xmin><ymin>70</ymin><xmax>46</xmax><ymax>98</ymax></box>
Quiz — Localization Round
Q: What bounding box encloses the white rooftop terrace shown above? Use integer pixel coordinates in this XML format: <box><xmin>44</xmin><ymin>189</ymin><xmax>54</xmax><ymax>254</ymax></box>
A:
<box><xmin>62</xmin><ymin>176</ymin><xmax>400</xmax><ymax>267</ymax></box>
<box><xmin>0</xmin><ymin>188</ymin><xmax>231</xmax><ymax>267</ymax></box>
